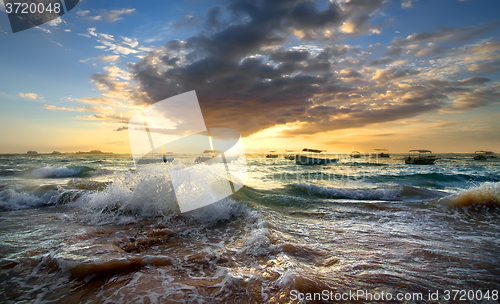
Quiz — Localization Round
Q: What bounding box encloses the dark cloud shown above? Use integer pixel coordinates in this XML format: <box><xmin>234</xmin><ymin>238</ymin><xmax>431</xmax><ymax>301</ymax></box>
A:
<box><xmin>86</xmin><ymin>0</ymin><xmax>498</xmax><ymax>137</ymax></box>
<box><xmin>369</xmin><ymin>56</ymin><xmax>394</xmax><ymax>66</ymax></box>
<box><xmin>270</xmin><ymin>50</ymin><xmax>309</xmax><ymax>62</ymax></box>
<box><xmin>373</xmin><ymin>67</ymin><xmax>420</xmax><ymax>83</ymax></box>
<box><xmin>391</xmin><ymin>22</ymin><xmax>500</xmax><ymax>46</ymax></box>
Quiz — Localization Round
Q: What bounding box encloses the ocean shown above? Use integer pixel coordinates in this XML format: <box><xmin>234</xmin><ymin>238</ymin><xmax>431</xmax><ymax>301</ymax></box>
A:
<box><xmin>0</xmin><ymin>153</ymin><xmax>499</xmax><ymax>303</ymax></box>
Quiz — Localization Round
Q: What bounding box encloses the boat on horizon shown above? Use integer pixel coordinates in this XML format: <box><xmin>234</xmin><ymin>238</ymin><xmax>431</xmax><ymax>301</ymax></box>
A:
<box><xmin>350</xmin><ymin>151</ymin><xmax>362</xmax><ymax>158</ymax></box>
<box><xmin>405</xmin><ymin>150</ymin><xmax>437</xmax><ymax>165</ymax></box>
<box><xmin>284</xmin><ymin>150</ymin><xmax>296</xmax><ymax>160</ymax></box>
<box><xmin>195</xmin><ymin>150</ymin><xmax>239</xmax><ymax>164</ymax></box>
<box><xmin>473</xmin><ymin>151</ymin><xmax>497</xmax><ymax>160</ymax></box>
<box><xmin>296</xmin><ymin>148</ymin><xmax>338</xmax><ymax>165</ymax></box>
<box><xmin>265</xmin><ymin>151</ymin><xmax>279</xmax><ymax>159</ymax></box>
<box><xmin>374</xmin><ymin>148</ymin><xmax>390</xmax><ymax>158</ymax></box>
<box><xmin>137</xmin><ymin>151</ymin><xmax>174</xmax><ymax>164</ymax></box>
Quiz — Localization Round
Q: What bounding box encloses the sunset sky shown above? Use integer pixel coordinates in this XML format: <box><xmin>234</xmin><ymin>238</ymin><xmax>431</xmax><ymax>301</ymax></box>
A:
<box><xmin>0</xmin><ymin>0</ymin><xmax>499</xmax><ymax>154</ymax></box>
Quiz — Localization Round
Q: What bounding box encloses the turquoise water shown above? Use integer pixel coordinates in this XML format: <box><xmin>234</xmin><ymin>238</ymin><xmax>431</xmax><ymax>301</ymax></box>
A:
<box><xmin>0</xmin><ymin>153</ymin><xmax>499</xmax><ymax>303</ymax></box>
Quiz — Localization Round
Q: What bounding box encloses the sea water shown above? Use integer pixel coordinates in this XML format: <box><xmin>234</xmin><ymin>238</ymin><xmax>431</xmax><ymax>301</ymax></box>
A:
<box><xmin>0</xmin><ymin>153</ymin><xmax>499</xmax><ymax>303</ymax></box>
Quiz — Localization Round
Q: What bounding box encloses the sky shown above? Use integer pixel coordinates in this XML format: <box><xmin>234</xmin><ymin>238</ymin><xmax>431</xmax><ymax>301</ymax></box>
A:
<box><xmin>0</xmin><ymin>0</ymin><xmax>499</xmax><ymax>154</ymax></box>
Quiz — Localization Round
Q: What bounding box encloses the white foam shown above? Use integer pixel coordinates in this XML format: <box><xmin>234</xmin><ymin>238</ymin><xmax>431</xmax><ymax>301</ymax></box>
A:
<box><xmin>31</xmin><ymin>166</ymin><xmax>82</xmax><ymax>178</ymax></box>
<box><xmin>0</xmin><ymin>189</ymin><xmax>43</xmax><ymax>210</ymax></box>
<box><xmin>74</xmin><ymin>164</ymin><xmax>248</xmax><ymax>225</ymax></box>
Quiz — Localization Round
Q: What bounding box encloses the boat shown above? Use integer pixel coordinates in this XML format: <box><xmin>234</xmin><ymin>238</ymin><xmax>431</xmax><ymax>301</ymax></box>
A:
<box><xmin>405</xmin><ymin>150</ymin><xmax>437</xmax><ymax>164</ymax></box>
<box><xmin>473</xmin><ymin>151</ymin><xmax>497</xmax><ymax>160</ymax></box>
<box><xmin>350</xmin><ymin>151</ymin><xmax>362</xmax><ymax>158</ymax></box>
<box><xmin>374</xmin><ymin>148</ymin><xmax>390</xmax><ymax>158</ymax></box>
<box><xmin>284</xmin><ymin>150</ymin><xmax>296</xmax><ymax>160</ymax></box>
<box><xmin>195</xmin><ymin>150</ymin><xmax>239</xmax><ymax>164</ymax></box>
<box><xmin>296</xmin><ymin>148</ymin><xmax>338</xmax><ymax>165</ymax></box>
<box><xmin>164</xmin><ymin>152</ymin><xmax>174</xmax><ymax>162</ymax></box>
<box><xmin>27</xmin><ymin>150</ymin><xmax>38</xmax><ymax>156</ymax></box>
<box><xmin>137</xmin><ymin>151</ymin><xmax>174</xmax><ymax>164</ymax></box>
<box><xmin>265</xmin><ymin>151</ymin><xmax>279</xmax><ymax>159</ymax></box>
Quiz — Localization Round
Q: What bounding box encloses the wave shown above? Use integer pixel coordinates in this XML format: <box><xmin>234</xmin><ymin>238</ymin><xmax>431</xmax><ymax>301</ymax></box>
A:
<box><xmin>72</xmin><ymin>165</ymin><xmax>249</xmax><ymax>225</ymax></box>
<box><xmin>0</xmin><ymin>185</ymin><xmax>85</xmax><ymax>211</ymax></box>
<box><xmin>30</xmin><ymin>166</ymin><xmax>97</xmax><ymax>178</ymax></box>
<box><xmin>369</xmin><ymin>172</ymin><xmax>499</xmax><ymax>186</ymax></box>
<box><xmin>289</xmin><ymin>183</ymin><xmax>447</xmax><ymax>201</ymax></box>
<box><xmin>439</xmin><ymin>182</ymin><xmax>500</xmax><ymax>209</ymax></box>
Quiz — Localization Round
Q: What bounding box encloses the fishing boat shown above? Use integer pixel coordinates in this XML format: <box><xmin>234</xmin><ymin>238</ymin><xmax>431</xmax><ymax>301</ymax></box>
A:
<box><xmin>296</xmin><ymin>148</ymin><xmax>338</xmax><ymax>165</ymax></box>
<box><xmin>265</xmin><ymin>151</ymin><xmax>279</xmax><ymax>159</ymax></box>
<box><xmin>350</xmin><ymin>151</ymin><xmax>362</xmax><ymax>158</ymax></box>
<box><xmin>374</xmin><ymin>148</ymin><xmax>390</xmax><ymax>158</ymax></box>
<box><xmin>195</xmin><ymin>150</ymin><xmax>239</xmax><ymax>164</ymax></box>
<box><xmin>284</xmin><ymin>150</ymin><xmax>296</xmax><ymax>160</ymax></box>
<box><xmin>473</xmin><ymin>151</ymin><xmax>497</xmax><ymax>160</ymax></box>
<box><xmin>405</xmin><ymin>150</ymin><xmax>437</xmax><ymax>164</ymax></box>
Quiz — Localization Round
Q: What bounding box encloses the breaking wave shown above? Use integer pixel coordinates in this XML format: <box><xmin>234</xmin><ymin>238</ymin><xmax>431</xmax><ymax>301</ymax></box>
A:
<box><xmin>439</xmin><ymin>182</ymin><xmax>500</xmax><ymax>208</ymax></box>
<box><xmin>290</xmin><ymin>183</ymin><xmax>447</xmax><ymax>201</ymax></box>
<box><xmin>30</xmin><ymin>166</ymin><xmax>97</xmax><ymax>178</ymax></box>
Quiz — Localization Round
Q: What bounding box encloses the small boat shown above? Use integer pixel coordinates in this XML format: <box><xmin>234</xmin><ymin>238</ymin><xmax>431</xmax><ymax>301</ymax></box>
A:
<box><xmin>164</xmin><ymin>152</ymin><xmax>174</xmax><ymax>162</ymax></box>
<box><xmin>350</xmin><ymin>151</ymin><xmax>362</xmax><ymax>158</ymax></box>
<box><xmin>137</xmin><ymin>152</ymin><xmax>174</xmax><ymax>164</ymax></box>
<box><xmin>265</xmin><ymin>151</ymin><xmax>279</xmax><ymax>159</ymax></box>
<box><xmin>374</xmin><ymin>149</ymin><xmax>390</xmax><ymax>158</ymax></box>
<box><xmin>296</xmin><ymin>148</ymin><xmax>338</xmax><ymax>165</ymax></box>
<box><xmin>284</xmin><ymin>150</ymin><xmax>296</xmax><ymax>160</ymax></box>
<box><xmin>195</xmin><ymin>150</ymin><xmax>238</xmax><ymax>164</ymax></box>
<box><xmin>405</xmin><ymin>150</ymin><xmax>437</xmax><ymax>164</ymax></box>
<box><xmin>27</xmin><ymin>150</ymin><xmax>38</xmax><ymax>156</ymax></box>
<box><xmin>473</xmin><ymin>151</ymin><xmax>497</xmax><ymax>160</ymax></box>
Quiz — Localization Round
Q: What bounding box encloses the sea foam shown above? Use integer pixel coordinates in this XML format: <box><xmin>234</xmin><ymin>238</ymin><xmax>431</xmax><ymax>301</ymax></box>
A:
<box><xmin>440</xmin><ymin>182</ymin><xmax>500</xmax><ymax>208</ymax></box>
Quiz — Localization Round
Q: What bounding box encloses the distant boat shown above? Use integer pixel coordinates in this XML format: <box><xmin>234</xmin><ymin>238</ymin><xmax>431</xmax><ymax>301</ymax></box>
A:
<box><xmin>195</xmin><ymin>150</ymin><xmax>238</xmax><ymax>164</ymax></box>
<box><xmin>265</xmin><ymin>151</ymin><xmax>279</xmax><ymax>159</ymax></box>
<box><xmin>296</xmin><ymin>148</ymin><xmax>338</xmax><ymax>165</ymax></box>
<box><xmin>350</xmin><ymin>151</ymin><xmax>362</xmax><ymax>158</ymax></box>
<box><xmin>27</xmin><ymin>150</ymin><xmax>38</xmax><ymax>156</ymax></box>
<box><xmin>284</xmin><ymin>150</ymin><xmax>296</xmax><ymax>160</ymax></box>
<box><xmin>473</xmin><ymin>151</ymin><xmax>497</xmax><ymax>160</ymax></box>
<box><xmin>137</xmin><ymin>152</ymin><xmax>174</xmax><ymax>164</ymax></box>
<box><xmin>51</xmin><ymin>151</ymin><xmax>62</xmax><ymax>155</ymax></box>
<box><xmin>374</xmin><ymin>148</ymin><xmax>390</xmax><ymax>158</ymax></box>
<box><xmin>405</xmin><ymin>150</ymin><xmax>437</xmax><ymax>164</ymax></box>
<box><xmin>164</xmin><ymin>152</ymin><xmax>174</xmax><ymax>162</ymax></box>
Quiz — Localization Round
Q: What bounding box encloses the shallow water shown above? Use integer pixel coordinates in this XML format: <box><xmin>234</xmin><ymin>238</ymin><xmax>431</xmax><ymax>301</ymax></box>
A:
<box><xmin>0</xmin><ymin>153</ymin><xmax>499</xmax><ymax>303</ymax></box>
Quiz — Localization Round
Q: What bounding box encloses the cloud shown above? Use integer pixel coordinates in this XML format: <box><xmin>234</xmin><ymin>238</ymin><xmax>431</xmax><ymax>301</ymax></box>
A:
<box><xmin>43</xmin><ymin>105</ymin><xmax>85</xmax><ymax>111</ymax></box>
<box><xmin>391</xmin><ymin>22</ymin><xmax>500</xmax><ymax>47</ymax></box>
<box><xmin>401</xmin><ymin>0</ymin><xmax>417</xmax><ymax>8</ymax></box>
<box><xmin>35</xmin><ymin>26</ymin><xmax>52</xmax><ymax>34</ymax></box>
<box><xmin>46</xmin><ymin>17</ymin><xmax>65</xmax><ymax>27</ymax></box>
<box><xmin>77</xmin><ymin>10</ymin><xmax>90</xmax><ymax>17</ymax></box>
<box><xmin>73</xmin><ymin>0</ymin><xmax>500</xmax><ymax>138</ymax></box>
<box><xmin>467</xmin><ymin>61</ymin><xmax>500</xmax><ymax>74</ymax></box>
<box><xmin>84</xmin><ymin>28</ymin><xmax>142</xmax><ymax>56</ymax></box>
<box><xmin>19</xmin><ymin>93</ymin><xmax>41</xmax><ymax>100</ymax></box>
<box><xmin>80</xmin><ymin>55</ymin><xmax>121</xmax><ymax>63</ymax></box>
<box><xmin>89</xmin><ymin>8</ymin><xmax>135</xmax><ymax>23</ymax></box>
<box><xmin>372</xmin><ymin>67</ymin><xmax>420</xmax><ymax>83</ymax></box>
